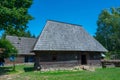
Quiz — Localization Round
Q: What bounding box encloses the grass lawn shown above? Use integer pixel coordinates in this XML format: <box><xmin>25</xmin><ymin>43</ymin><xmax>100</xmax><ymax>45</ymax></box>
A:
<box><xmin>0</xmin><ymin>64</ymin><xmax>120</xmax><ymax>80</ymax></box>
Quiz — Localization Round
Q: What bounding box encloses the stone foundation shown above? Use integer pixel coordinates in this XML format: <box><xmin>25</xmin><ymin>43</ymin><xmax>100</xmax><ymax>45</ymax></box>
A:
<box><xmin>41</xmin><ymin>61</ymin><xmax>78</xmax><ymax>69</ymax></box>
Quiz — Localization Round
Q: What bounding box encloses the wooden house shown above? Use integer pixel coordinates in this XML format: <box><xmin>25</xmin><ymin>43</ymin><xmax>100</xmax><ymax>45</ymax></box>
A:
<box><xmin>32</xmin><ymin>20</ymin><xmax>108</xmax><ymax>69</ymax></box>
<box><xmin>6</xmin><ymin>36</ymin><xmax>37</xmax><ymax>63</ymax></box>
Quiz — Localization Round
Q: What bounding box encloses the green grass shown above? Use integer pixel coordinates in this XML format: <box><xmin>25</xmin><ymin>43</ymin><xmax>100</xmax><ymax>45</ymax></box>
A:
<box><xmin>0</xmin><ymin>64</ymin><xmax>120</xmax><ymax>80</ymax></box>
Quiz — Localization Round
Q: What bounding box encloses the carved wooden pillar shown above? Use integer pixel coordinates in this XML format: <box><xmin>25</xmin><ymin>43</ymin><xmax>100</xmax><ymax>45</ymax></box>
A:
<box><xmin>34</xmin><ymin>53</ymin><xmax>41</xmax><ymax>70</ymax></box>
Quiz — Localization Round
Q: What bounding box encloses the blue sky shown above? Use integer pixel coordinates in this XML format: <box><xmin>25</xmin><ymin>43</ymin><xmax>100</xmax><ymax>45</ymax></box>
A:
<box><xmin>28</xmin><ymin>0</ymin><xmax>120</xmax><ymax>36</ymax></box>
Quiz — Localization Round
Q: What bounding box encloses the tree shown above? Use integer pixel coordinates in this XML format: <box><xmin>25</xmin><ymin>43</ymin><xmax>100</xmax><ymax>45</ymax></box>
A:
<box><xmin>0</xmin><ymin>39</ymin><xmax>18</xmax><ymax>70</ymax></box>
<box><xmin>95</xmin><ymin>7</ymin><xmax>120</xmax><ymax>57</ymax></box>
<box><xmin>0</xmin><ymin>39</ymin><xmax>17</xmax><ymax>58</ymax></box>
<box><xmin>0</xmin><ymin>0</ymin><xmax>33</xmax><ymax>37</ymax></box>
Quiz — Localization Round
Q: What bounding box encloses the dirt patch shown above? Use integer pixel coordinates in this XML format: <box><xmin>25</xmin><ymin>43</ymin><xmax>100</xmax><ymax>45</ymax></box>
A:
<box><xmin>0</xmin><ymin>71</ymin><xmax>23</xmax><ymax>80</ymax></box>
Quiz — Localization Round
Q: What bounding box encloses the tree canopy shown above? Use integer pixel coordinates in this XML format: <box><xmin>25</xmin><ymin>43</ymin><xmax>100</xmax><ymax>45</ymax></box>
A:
<box><xmin>95</xmin><ymin>7</ymin><xmax>120</xmax><ymax>56</ymax></box>
<box><xmin>0</xmin><ymin>0</ymin><xmax>34</xmax><ymax>58</ymax></box>
<box><xmin>0</xmin><ymin>0</ymin><xmax>34</xmax><ymax>37</ymax></box>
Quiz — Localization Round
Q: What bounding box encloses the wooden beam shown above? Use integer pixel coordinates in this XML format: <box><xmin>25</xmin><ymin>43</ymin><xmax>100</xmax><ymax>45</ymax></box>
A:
<box><xmin>34</xmin><ymin>53</ymin><xmax>41</xmax><ymax>70</ymax></box>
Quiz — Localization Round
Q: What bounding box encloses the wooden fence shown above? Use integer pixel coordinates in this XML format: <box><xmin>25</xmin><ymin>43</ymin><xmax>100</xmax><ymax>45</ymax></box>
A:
<box><xmin>101</xmin><ymin>60</ymin><xmax>120</xmax><ymax>68</ymax></box>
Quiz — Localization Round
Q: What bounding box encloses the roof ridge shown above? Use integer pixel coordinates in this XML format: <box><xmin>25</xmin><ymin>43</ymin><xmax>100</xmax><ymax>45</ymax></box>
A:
<box><xmin>6</xmin><ymin>35</ymin><xmax>36</xmax><ymax>39</ymax></box>
<box><xmin>47</xmin><ymin>20</ymin><xmax>83</xmax><ymax>27</ymax></box>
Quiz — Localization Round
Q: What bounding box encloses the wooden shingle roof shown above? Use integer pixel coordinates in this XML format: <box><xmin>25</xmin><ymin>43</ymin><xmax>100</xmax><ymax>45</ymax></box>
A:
<box><xmin>6</xmin><ymin>35</ymin><xmax>37</xmax><ymax>55</ymax></box>
<box><xmin>33</xmin><ymin>20</ymin><xmax>107</xmax><ymax>52</ymax></box>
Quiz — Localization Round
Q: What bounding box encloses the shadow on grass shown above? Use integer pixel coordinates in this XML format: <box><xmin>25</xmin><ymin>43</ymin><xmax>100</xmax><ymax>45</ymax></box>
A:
<box><xmin>0</xmin><ymin>66</ymin><xmax>14</xmax><ymax>75</ymax></box>
<box><xmin>24</xmin><ymin>67</ymin><xmax>34</xmax><ymax>72</ymax></box>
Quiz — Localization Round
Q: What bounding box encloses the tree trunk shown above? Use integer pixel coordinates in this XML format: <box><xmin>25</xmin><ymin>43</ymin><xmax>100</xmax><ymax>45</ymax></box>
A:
<box><xmin>13</xmin><ymin>61</ymin><xmax>15</xmax><ymax>71</ymax></box>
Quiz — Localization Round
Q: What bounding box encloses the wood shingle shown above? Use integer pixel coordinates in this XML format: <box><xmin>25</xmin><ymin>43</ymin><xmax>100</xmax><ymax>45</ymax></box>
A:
<box><xmin>6</xmin><ymin>35</ymin><xmax>37</xmax><ymax>55</ymax></box>
<box><xmin>33</xmin><ymin>20</ymin><xmax>107</xmax><ymax>52</ymax></box>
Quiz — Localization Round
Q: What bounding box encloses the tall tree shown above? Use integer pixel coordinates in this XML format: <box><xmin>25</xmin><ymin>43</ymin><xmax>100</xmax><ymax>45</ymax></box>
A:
<box><xmin>0</xmin><ymin>0</ymin><xmax>33</xmax><ymax>37</ymax></box>
<box><xmin>95</xmin><ymin>7</ymin><xmax>120</xmax><ymax>55</ymax></box>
